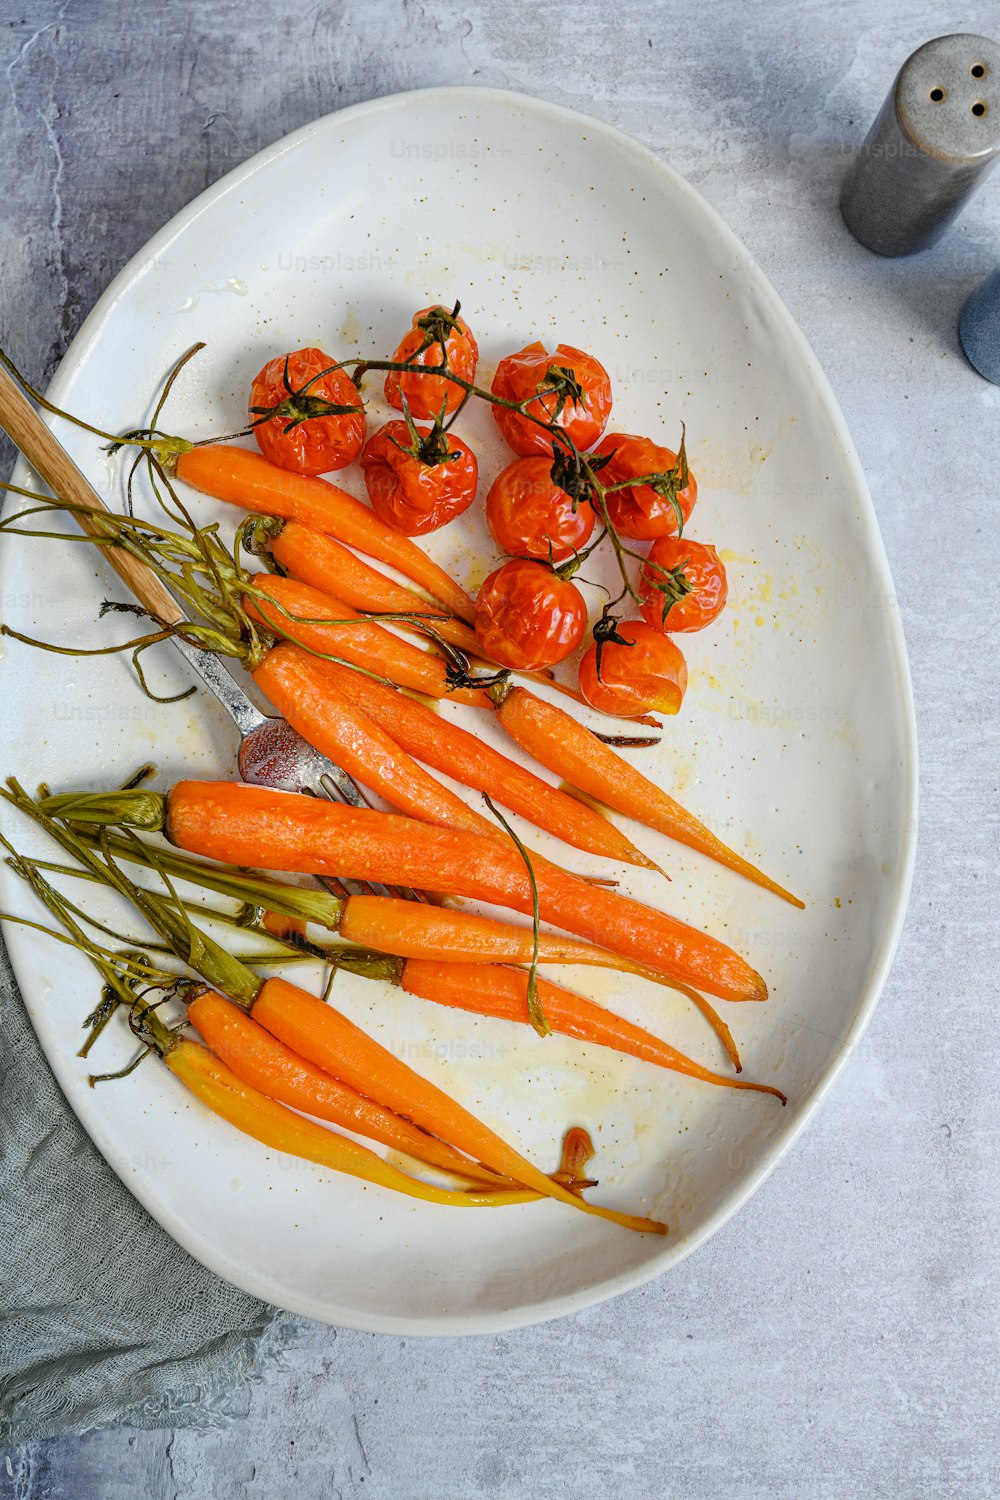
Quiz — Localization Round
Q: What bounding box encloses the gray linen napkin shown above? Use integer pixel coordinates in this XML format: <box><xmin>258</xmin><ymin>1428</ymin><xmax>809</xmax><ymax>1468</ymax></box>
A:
<box><xmin>0</xmin><ymin>936</ymin><xmax>295</xmax><ymax>1445</ymax></box>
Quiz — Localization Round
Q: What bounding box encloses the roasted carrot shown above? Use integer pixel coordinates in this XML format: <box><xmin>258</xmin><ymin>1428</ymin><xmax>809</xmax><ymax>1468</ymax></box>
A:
<box><xmin>157</xmin><ymin>782</ymin><xmax>766</xmax><ymax>1002</ymax></box>
<box><xmin>300</xmin><ymin>657</ymin><xmax>662</xmax><ymax>873</ymax></box>
<box><xmin>337</xmin><ymin>895</ymin><xmax>741</xmax><ymax>1068</ymax></box>
<box><xmin>175</xmin><ymin>444</ymin><xmax>475</xmax><ymax>621</ymax></box>
<box><xmin>249</xmin><ymin>976</ymin><xmax>666</xmax><ymax>1233</ymax></box>
<box><xmin>491</xmin><ymin>684</ymin><xmax>804</xmax><ymax>908</ymax></box>
<box><xmin>252</xmin><ymin>644</ymin><xmax>497</xmax><ymax>837</ymax></box>
<box><xmin>244</xmin><ymin>573</ymin><xmax>487</xmax><ymax>707</ymax></box>
<box><xmin>270</xmin><ymin>521</ymin><xmax>482</xmax><ymax>656</ymax></box>
<box><xmin>166</xmin><ymin>1034</ymin><xmax>538</xmax><ymax>1209</ymax></box>
<box><xmin>6</xmin><ymin>783</ymin><xmax>666</xmax><ymax>1234</ymax></box>
<box><xmin>65</xmin><ymin>825</ymin><xmax>696</xmax><ymax>1003</ymax></box>
<box><xmin>398</xmin><ymin>961</ymin><xmax>784</xmax><ymax>1102</ymax></box>
<box><xmin>261</xmin><ymin>908</ymin><xmax>307</xmax><ymax>942</ymax></box>
<box><xmin>59</xmin><ymin>828</ymin><xmax>740</xmax><ymax>1069</ymax></box>
<box><xmin>187</xmin><ymin>989</ymin><xmax>513</xmax><ymax>1185</ymax></box>
<box><xmin>338</xmin><ymin>894</ymin><xmax>653</xmax><ymax>970</ymax></box>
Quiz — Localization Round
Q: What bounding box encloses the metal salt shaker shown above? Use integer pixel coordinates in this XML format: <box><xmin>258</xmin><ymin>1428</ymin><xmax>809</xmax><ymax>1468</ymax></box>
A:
<box><xmin>840</xmin><ymin>34</ymin><xmax>1000</xmax><ymax>256</ymax></box>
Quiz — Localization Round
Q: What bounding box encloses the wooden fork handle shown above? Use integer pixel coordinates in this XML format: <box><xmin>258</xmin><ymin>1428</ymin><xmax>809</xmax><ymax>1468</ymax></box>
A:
<box><xmin>0</xmin><ymin>362</ymin><xmax>185</xmax><ymax>627</ymax></box>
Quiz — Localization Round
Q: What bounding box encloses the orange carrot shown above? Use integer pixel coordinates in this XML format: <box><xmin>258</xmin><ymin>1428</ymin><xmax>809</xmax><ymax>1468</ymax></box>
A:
<box><xmin>270</xmin><ymin>521</ymin><xmax>482</xmax><ymax>656</ymax></box>
<box><xmin>336</xmin><ymin>895</ymin><xmax>741</xmax><ymax>1068</ymax></box>
<box><xmin>175</xmin><ymin>444</ymin><xmax>475</xmax><ymax>621</ymax></box>
<box><xmin>252</xmin><ymin>644</ymin><xmax>497</xmax><ymax>837</ymax></box>
<box><xmin>399</xmin><ymin>961</ymin><xmax>784</xmax><ymax>1102</ymax></box>
<box><xmin>11</xmin><ymin>784</ymin><xmax>664</xmax><ymax>1232</ymax></box>
<box><xmin>165</xmin><ymin>1034</ymin><xmax>538</xmax><ymax>1209</ymax></box>
<box><xmin>60</xmin><ymin>822</ymin><xmax>739</xmax><ymax>1070</ymax></box>
<box><xmin>249</xmin><ymin>976</ymin><xmax>666</xmax><ymax>1233</ymax></box>
<box><xmin>301</xmin><ymin>657</ymin><xmax>662</xmax><ymax>872</ymax></box>
<box><xmin>338</xmin><ymin>893</ymin><xmax>655</xmax><ymax>969</ymax></box>
<box><xmin>187</xmin><ymin>989</ymin><xmax>511</xmax><ymax>1184</ymax></box>
<box><xmin>492</xmin><ymin>684</ymin><xmax>804</xmax><ymax>907</ymax></box>
<box><xmin>67</xmin><ymin>825</ymin><xmax>728</xmax><ymax>1046</ymax></box>
<box><xmin>244</xmin><ymin>573</ymin><xmax>487</xmax><ymax>707</ymax></box>
<box><xmin>164</xmin><ymin>782</ymin><xmax>767</xmax><ymax>1002</ymax></box>
<box><xmin>260</xmin><ymin>908</ymin><xmax>307</xmax><ymax>942</ymax></box>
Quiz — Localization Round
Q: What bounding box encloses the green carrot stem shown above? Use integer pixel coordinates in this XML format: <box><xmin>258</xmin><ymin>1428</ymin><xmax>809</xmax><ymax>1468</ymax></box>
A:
<box><xmin>69</xmin><ymin>826</ymin><xmax>346</xmax><ymax>927</ymax></box>
<box><xmin>2</xmin><ymin>780</ymin><xmax>260</xmax><ymax>1009</ymax></box>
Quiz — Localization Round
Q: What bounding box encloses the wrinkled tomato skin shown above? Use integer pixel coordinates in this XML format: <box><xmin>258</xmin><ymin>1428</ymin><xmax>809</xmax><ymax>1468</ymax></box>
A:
<box><xmin>360</xmin><ymin>422</ymin><xmax>478</xmax><ymax>536</ymax></box>
<box><xmin>592</xmin><ymin>432</ymin><xmax>697</xmax><ymax>541</ymax></box>
<box><xmin>639</xmin><ymin>535</ymin><xmax>728</xmax><ymax>633</ymax></box>
<box><xmin>384</xmin><ymin>307</ymin><xmax>479</xmax><ymax>419</ymax></box>
<box><xmin>474</xmin><ymin>559</ymin><xmax>587</xmax><ymax>671</ymax></box>
<box><xmin>579</xmin><ymin>619</ymin><xmax>688</xmax><ymax>718</ymax></box>
<box><xmin>486</xmin><ymin>457</ymin><xmax>596</xmax><ymax>562</ymax></box>
<box><xmin>491</xmin><ymin>342</ymin><xmax>612</xmax><ymax>458</ymax></box>
<box><xmin>250</xmin><ymin>347</ymin><xmax>366</xmax><ymax>475</ymax></box>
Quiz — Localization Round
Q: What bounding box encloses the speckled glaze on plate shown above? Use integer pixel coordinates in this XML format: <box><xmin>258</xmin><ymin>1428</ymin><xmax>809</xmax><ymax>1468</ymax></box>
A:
<box><xmin>0</xmin><ymin>88</ymin><xmax>917</xmax><ymax>1335</ymax></box>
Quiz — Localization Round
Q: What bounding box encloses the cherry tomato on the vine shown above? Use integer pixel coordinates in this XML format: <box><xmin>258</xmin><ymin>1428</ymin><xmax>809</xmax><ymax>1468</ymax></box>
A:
<box><xmin>250</xmin><ymin>347</ymin><xmax>365</xmax><ymax>475</ymax></box>
<box><xmin>384</xmin><ymin>305</ymin><xmax>479</xmax><ymax>419</ymax></box>
<box><xmin>579</xmin><ymin>619</ymin><xmax>688</xmax><ymax>718</ymax></box>
<box><xmin>360</xmin><ymin>421</ymin><xmax>478</xmax><ymax>536</ymax></box>
<box><xmin>485</xmin><ymin>456</ymin><xmax>596</xmax><ymax>562</ymax></box>
<box><xmin>591</xmin><ymin>431</ymin><xmax>697</xmax><ymax>541</ymax></box>
<box><xmin>639</xmin><ymin>535</ymin><xmax>728</xmax><ymax>634</ymax></box>
<box><xmin>491</xmin><ymin>342</ymin><xmax>612</xmax><ymax>458</ymax></box>
<box><xmin>474</xmin><ymin>559</ymin><xmax>587</xmax><ymax>671</ymax></box>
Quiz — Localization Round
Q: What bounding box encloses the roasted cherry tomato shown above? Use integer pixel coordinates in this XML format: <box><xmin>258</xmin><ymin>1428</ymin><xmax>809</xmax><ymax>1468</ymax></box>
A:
<box><xmin>639</xmin><ymin>535</ymin><xmax>728</xmax><ymax>633</ymax></box>
<box><xmin>579</xmin><ymin>619</ymin><xmax>687</xmax><ymax>717</ymax></box>
<box><xmin>250</xmin><ymin>347</ymin><xmax>366</xmax><ymax>475</ymax></box>
<box><xmin>384</xmin><ymin>305</ymin><xmax>479</xmax><ymax>419</ymax></box>
<box><xmin>485</xmin><ymin>456</ymin><xmax>596</xmax><ymax>562</ymax></box>
<box><xmin>591</xmin><ymin>431</ymin><xmax>697</xmax><ymax>541</ymax></box>
<box><xmin>360</xmin><ymin>421</ymin><xmax>478</xmax><ymax>536</ymax></box>
<box><xmin>474</xmin><ymin>559</ymin><xmax>587</xmax><ymax>671</ymax></box>
<box><xmin>491</xmin><ymin>342</ymin><xmax>612</xmax><ymax>458</ymax></box>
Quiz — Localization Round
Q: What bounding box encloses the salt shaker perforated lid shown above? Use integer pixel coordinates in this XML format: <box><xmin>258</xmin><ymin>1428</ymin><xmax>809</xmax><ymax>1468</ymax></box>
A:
<box><xmin>840</xmin><ymin>34</ymin><xmax>1000</xmax><ymax>256</ymax></box>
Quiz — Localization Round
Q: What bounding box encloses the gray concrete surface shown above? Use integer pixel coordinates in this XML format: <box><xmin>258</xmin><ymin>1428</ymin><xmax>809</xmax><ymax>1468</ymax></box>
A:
<box><xmin>2</xmin><ymin>0</ymin><xmax>999</xmax><ymax>1495</ymax></box>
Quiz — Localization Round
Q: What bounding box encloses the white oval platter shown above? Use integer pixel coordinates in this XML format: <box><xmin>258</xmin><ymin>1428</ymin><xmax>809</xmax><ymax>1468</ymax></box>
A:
<box><xmin>0</xmin><ymin>88</ymin><xmax>917</xmax><ymax>1334</ymax></box>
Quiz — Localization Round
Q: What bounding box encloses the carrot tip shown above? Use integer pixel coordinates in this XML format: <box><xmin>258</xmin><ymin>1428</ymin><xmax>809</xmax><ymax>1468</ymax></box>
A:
<box><xmin>761</xmin><ymin>879</ymin><xmax>805</xmax><ymax>909</ymax></box>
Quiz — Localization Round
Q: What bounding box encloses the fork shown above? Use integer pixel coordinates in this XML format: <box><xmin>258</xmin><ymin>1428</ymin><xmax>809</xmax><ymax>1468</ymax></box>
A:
<box><xmin>0</xmin><ymin>362</ymin><xmax>404</xmax><ymax>903</ymax></box>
